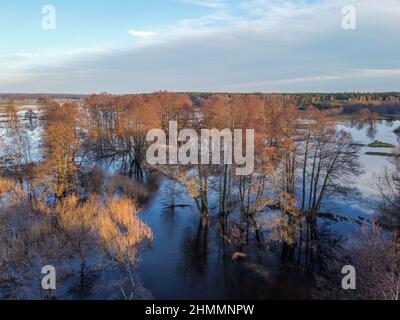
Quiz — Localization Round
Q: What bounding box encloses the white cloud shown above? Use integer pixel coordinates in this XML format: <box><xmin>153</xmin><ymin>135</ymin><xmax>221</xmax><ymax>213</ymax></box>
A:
<box><xmin>220</xmin><ymin>69</ymin><xmax>400</xmax><ymax>91</ymax></box>
<box><xmin>177</xmin><ymin>0</ymin><xmax>226</xmax><ymax>9</ymax></box>
<box><xmin>128</xmin><ymin>30</ymin><xmax>158</xmax><ymax>38</ymax></box>
<box><xmin>14</xmin><ymin>53</ymin><xmax>41</xmax><ymax>59</ymax></box>
<box><xmin>1</xmin><ymin>0</ymin><xmax>400</xmax><ymax>93</ymax></box>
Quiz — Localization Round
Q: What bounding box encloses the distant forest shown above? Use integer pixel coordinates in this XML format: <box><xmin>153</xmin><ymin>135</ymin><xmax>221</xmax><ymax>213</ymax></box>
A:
<box><xmin>2</xmin><ymin>91</ymin><xmax>400</xmax><ymax>115</ymax></box>
<box><xmin>189</xmin><ymin>92</ymin><xmax>400</xmax><ymax>115</ymax></box>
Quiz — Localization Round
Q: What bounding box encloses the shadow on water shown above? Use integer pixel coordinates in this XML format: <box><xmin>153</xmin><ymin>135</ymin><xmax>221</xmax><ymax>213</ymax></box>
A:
<box><xmin>137</xmin><ymin>179</ymin><xmax>322</xmax><ymax>300</ymax></box>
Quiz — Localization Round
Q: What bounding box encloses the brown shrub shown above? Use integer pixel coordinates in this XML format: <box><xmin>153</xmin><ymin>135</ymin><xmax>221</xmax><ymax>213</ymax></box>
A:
<box><xmin>56</xmin><ymin>195</ymin><xmax>153</xmax><ymax>264</ymax></box>
<box><xmin>0</xmin><ymin>192</ymin><xmax>152</xmax><ymax>299</ymax></box>
<box><xmin>105</xmin><ymin>174</ymin><xmax>149</xmax><ymax>204</ymax></box>
<box><xmin>0</xmin><ymin>178</ymin><xmax>24</xmax><ymax>200</ymax></box>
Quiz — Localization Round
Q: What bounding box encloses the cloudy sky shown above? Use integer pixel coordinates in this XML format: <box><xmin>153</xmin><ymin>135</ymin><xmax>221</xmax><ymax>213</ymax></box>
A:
<box><xmin>0</xmin><ymin>0</ymin><xmax>399</xmax><ymax>93</ymax></box>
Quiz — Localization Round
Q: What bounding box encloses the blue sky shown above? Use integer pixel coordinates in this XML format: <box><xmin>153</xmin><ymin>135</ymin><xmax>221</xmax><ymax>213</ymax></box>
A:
<box><xmin>0</xmin><ymin>1</ymin><xmax>214</xmax><ymax>53</ymax></box>
<box><xmin>0</xmin><ymin>0</ymin><xmax>399</xmax><ymax>93</ymax></box>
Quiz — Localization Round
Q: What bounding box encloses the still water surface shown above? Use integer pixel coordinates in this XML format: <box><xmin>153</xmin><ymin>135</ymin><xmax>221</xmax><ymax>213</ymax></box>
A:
<box><xmin>138</xmin><ymin>120</ymin><xmax>399</xmax><ymax>299</ymax></box>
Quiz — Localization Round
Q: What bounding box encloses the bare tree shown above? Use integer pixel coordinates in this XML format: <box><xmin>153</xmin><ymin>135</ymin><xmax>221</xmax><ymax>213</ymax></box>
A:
<box><xmin>376</xmin><ymin>157</ymin><xmax>400</xmax><ymax>240</ymax></box>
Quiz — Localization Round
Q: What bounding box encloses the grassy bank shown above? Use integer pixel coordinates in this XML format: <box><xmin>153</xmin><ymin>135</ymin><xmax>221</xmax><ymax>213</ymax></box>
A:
<box><xmin>368</xmin><ymin>140</ymin><xmax>396</xmax><ymax>148</ymax></box>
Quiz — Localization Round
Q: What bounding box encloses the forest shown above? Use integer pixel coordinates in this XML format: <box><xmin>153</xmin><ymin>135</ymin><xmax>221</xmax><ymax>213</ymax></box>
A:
<box><xmin>0</xmin><ymin>92</ymin><xmax>399</xmax><ymax>300</ymax></box>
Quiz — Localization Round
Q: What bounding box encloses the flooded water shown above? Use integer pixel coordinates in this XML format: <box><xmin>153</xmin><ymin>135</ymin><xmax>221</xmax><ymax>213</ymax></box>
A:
<box><xmin>136</xmin><ymin>119</ymin><xmax>399</xmax><ymax>300</ymax></box>
<box><xmin>1</xmin><ymin>106</ymin><xmax>399</xmax><ymax>299</ymax></box>
<box><xmin>328</xmin><ymin>120</ymin><xmax>400</xmax><ymax>227</ymax></box>
<box><xmin>0</xmin><ymin>105</ymin><xmax>43</xmax><ymax>163</ymax></box>
<box><xmin>137</xmin><ymin>180</ymin><xmax>309</xmax><ymax>300</ymax></box>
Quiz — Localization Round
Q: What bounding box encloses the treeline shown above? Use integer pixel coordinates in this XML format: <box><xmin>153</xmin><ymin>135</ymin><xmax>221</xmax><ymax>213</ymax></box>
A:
<box><xmin>3</xmin><ymin>91</ymin><xmax>400</xmax><ymax>116</ymax></box>
<box><xmin>0</xmin><ymin>93</ymin><xmax>87</xmax><ymax>101</ymax></box>
<box><xmin>339</xmin><ymin>102</ymin><xmax>400</xmax><ymax>115</ymax></box>
<box><xmin>188</xmin><ymin>92</ymin><xmax>400</xmax><ymax>114</ymax></box>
